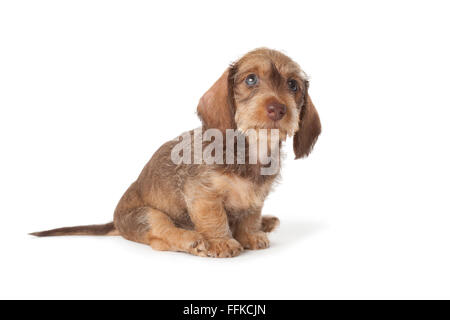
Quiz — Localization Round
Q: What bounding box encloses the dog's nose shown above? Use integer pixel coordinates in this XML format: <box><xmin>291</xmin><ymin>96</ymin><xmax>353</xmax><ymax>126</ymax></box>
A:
<box><xmin>266</xmin><ymin>102</ymin><xmax>287</xmax><ymax>121</ymax></box>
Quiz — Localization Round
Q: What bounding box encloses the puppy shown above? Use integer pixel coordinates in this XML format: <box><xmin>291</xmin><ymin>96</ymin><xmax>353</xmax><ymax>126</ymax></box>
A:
<box><xmin>31</xmin><ymin>48</ymin><xmax>321</xmax><ymax>258</ymax></box>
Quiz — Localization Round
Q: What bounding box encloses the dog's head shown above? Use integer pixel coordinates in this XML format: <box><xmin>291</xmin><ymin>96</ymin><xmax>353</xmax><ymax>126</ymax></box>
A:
<box><xmin>197</xmin><ymin>48</ymin><xmax>321</xmax><ymax>159</ymax></box>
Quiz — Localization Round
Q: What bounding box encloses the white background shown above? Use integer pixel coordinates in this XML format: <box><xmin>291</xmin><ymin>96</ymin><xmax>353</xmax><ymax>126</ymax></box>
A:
<box><xmin>1</xmin><ymin>0</ymin><xmax>449</xmax><ymax>299</ymax></box>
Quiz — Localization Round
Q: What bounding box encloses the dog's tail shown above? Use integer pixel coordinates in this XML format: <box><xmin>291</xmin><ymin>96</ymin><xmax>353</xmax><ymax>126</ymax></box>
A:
<box><xmin>29</xmin><ymin>222</ymin><xmax>119</xmax><ymax>237</ymax></box>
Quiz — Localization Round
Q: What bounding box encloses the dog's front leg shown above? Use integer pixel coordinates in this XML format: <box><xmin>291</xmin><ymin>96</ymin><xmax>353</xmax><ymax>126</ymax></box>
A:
<box><xmin>188</xmin><ymin>196</ymin><xmax>243</xmax><ymax>258</ymax></box>
<box><xmin>233</xmin><ymin>210</ymin><xmax>271</xmax><ymax>250</ymax></box>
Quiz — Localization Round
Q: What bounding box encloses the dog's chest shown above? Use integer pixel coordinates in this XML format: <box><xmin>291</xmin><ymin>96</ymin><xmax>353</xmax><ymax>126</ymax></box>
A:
<box><xmin>211</xmin><ymin>173</ymin><xmax>273</xmax><ymax>211</ymax></box>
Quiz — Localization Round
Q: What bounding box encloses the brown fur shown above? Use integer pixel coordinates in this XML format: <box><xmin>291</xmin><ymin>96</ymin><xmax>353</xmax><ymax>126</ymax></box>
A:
<box><xmin>31</xmin><ymin>48</ymin><xmax>321</xmax><ymax>258</ymax></box>
<box><xmin>30</xmin><ymin>222</ymin><xmax>118</xmax><ymax>237</ymax></box>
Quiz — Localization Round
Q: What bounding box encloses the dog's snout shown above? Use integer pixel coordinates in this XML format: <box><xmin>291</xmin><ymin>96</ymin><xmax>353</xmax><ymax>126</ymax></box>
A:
<box><xmin>266</xmin><ymin>102</ymin><xmax>287</xmax><ymax>121</ymax></box>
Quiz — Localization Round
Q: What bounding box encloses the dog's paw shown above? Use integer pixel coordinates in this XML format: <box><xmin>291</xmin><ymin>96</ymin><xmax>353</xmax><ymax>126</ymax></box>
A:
<box><xmin>206</xmin><ymin>238</ymin><xmax>243</xmax><ymax>258</ymax></box>
<box><xmin>188</xmin><ymin>238</ymin><xmax>210</xmax><ymax>257</ymax></box>
<box><xmin>261</xmin><ymin>215</ymin><xmax>280</xmax><ymax>233</ymax></box>
<box><xmin>236</xmin><ymin>231</ymin><xmax>270</xmax><ymax>250</ymax></box>
<box><xmin>182</xmin><ymin>232</ymin><xmax>210</xmax><ymax>257</ymax></box>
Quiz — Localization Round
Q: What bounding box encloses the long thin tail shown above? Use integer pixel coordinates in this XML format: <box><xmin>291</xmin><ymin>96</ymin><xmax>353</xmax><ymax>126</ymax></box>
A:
<box><xmin>30</xmin><ymin>222</ymin><xmax>119</xmax><ymax>237</ymax></box>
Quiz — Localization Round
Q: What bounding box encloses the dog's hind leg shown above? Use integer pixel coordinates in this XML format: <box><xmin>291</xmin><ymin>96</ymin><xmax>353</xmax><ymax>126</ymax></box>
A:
<box><xmin>114</xmin><ymin>206</ymin><xmax>209</xmax><ymax>256</ymax></box>
<box><xmin>261</xmin><ymin>215</ymin><xmax>280</xmax><ymax>233</ymax></box>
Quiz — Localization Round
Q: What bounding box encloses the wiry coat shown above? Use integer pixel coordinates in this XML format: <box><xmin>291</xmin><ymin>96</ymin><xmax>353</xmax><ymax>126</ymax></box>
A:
<box><xmin>31</xmin><ymin>48</ymin><xmax>321</xmax><ymax>258</ymax></box>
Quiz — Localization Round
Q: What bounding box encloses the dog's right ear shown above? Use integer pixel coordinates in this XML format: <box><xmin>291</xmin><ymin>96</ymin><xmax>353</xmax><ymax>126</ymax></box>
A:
<box><xmin>197</xmin><ymin>68</ymin><xmax>236</xmax><ymax>132</ymax></box>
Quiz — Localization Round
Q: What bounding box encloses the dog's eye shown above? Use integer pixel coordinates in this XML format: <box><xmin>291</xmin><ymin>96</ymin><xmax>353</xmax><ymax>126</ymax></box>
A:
<box><xmin>245</xmin><ymin>74</ymin><xmax>258</xmax><ymax>86</ymax></box>
<box><xmin>288</xmin><ymin>79</ymin><xmax>298</xmax><ymax>92</ymax></box>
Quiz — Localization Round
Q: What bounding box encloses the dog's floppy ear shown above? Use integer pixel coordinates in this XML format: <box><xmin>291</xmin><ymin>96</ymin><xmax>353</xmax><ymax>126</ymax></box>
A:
<box><xmin>197</xmin><ymin>68</ymin><xmax>236</xmax><ymax>132</ymax></box>
<box><xmin>293</xmin><ymin>89</ymin><xmax>321</xmax><ymax>159</ymax></box>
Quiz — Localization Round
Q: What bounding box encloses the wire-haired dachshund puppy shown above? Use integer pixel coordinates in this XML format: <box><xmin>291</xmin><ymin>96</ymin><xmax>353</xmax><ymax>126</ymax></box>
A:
<box><xmin>31</xmin><ymin>48</ymin><xmax>321</xmax><ymax>258</ymax></box>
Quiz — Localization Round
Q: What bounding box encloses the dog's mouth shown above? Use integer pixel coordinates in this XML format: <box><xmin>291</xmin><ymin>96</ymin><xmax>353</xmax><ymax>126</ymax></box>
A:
<box><xmin>237</xmin><ymin>122</ymin><xmax>289</xmax><ymax>141</ymax></box>
<box><xmin>260</xmin><ymin>122</ymin><xmax>281</xmax><ymax>133</ymax></box>
<box><xmin>268</xmin><ymin>120</ymin><xmax>282</xmax><ymax>128</ymax></box>
<box><xmin>262</xmin><ymin>117</ymin><xmax>286</xmax><ymax>130</ymax></box>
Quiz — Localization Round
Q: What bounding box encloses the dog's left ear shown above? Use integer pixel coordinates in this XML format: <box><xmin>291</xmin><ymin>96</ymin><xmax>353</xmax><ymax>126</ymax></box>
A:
<box><xmin>197</xmin><ymin>68</ymin><xmax>236</xmax><ymax>132</ymax></box>
<box><xmin>293</xmin><ymin>90</ymin><xmax>321</xmax><ymax>159</ymax></box>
